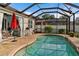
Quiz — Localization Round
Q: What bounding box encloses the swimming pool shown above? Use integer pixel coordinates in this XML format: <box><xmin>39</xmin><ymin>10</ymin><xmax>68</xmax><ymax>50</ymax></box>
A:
<box><xmin>15</xmin><ymin>35</ymin><xmax>79</xmax><ymax>56</ymax></box>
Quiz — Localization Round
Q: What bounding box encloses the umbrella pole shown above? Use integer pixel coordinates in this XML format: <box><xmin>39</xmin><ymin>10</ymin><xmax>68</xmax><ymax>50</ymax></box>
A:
<box><xmin>12</xmin><ymin>36</ymin><xmax>17</xmax><ymax>42</ymax></box>
<box><xmin>11</xmin><ymin>30</ymin><xmax>17</xmax><ymax>42</ymax></box>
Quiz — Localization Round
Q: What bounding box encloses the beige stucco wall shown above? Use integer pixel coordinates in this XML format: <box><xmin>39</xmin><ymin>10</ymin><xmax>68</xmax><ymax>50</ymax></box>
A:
<box><xmin>0</xmin><ymin>12</ymin><xmax>4</xmax><ymax>42</ymax></box>
<box><xmin>0</xmin><ymin>6</ymin><xmax>32</xmax><ymax>41</ymax></box>
<box><xmin>23</xmin><ymin>17</ymin><xmax>29</xmax><ymax>35</ymax></box>
<box><xmin>28</xmin><ymin>17</ymin><xmax>35</xmax><ymax>35</ymax></box>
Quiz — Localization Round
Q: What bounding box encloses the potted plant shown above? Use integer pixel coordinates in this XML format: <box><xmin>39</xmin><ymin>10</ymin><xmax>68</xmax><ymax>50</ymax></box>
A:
<box><xmin>69</xmin><ymin>32</ymin><xmax>74</xmax><ymax>37</ymax></box>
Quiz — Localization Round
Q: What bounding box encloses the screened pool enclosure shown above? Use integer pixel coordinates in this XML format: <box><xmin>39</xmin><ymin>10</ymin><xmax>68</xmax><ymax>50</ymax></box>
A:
<box><xmin>0</xmin><ymin>3</ymin><xmax>79</xmax><ymax>34</ymax></box>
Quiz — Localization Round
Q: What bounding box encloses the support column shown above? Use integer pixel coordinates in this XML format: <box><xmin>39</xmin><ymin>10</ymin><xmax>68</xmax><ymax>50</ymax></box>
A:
<box><xmin>73</xmin><ymin>13</ymin><xmax>75</xmax><ymax>33</ymax></box>
<box><xmin>66</xmin><ymin>18</ymin><xmax>68</xmax><ymax>34</ymax></box>
<box><xmin>68</xmin><ymin>17</ymin><xmax>70</xmax><ymax>32</ymax></box>
<box><xmin>66</xmin><ymin>17</ymin><xmax>70</xmax><ymax>34</ymax></box>
<box><xmin>0</xmin><ymin>13</ymin><xmax>4</xmax><ymax>42</ymax></box>
<box><xmin>41</xmin><ymin>21</ymin><xmax>43</xmax><ymax>33</ymax></box>
<box><xmin>19</xmin><ymin>17</ymin><xmax>24</xmax><ymax>36</ymax></box>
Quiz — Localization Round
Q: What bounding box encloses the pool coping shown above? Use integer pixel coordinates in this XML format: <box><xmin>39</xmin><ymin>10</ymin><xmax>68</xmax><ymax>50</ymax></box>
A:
<box><xmin>56</xmin><ymin>34</ymin><xmax>79</xmax><ymax>53</ymax></box>
<box><xmin>9</xmin><ymin>34</ymin><xmax>43</xmax><ymax>56</ymax></box>
<box><xmin>8</xmin><ymin>36</ymin><xmax>36</xmax><ymax>56</ymax></box>
<box><xmin>9</xmin><ymin>34</ymin><xmax>79</xmax><ymax>56</ymax></box>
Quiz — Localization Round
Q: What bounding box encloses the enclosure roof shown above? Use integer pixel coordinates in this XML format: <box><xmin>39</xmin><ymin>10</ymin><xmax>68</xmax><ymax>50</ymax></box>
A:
<box><xmin>0</xmin><ymin>3</ymin><xmax>79</xmax><ymax>18</ymax></box>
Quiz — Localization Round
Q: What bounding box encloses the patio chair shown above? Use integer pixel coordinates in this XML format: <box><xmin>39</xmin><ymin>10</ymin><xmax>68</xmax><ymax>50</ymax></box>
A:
<box><xmin>2</xmin><ymin>31</ymin><xmax>11</xmax><ymax>39</ymax></box>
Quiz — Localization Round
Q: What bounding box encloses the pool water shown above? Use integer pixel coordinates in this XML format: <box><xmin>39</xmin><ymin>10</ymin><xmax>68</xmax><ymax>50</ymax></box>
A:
<box><xmin>15</xmin><ymin>35</ymin><xmax>79</xmax><ymax>56</ymax></box>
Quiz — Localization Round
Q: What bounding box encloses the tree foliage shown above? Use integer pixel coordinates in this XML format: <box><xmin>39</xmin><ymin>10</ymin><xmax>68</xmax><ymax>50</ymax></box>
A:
<box><xmin>42</xmin><ymin>14</ymin><xmax>55</xmax><ymax>20</ymax></box>
<box><xmin>59</xmin><ymin>16</ymin><xmax>67</xmax><ymax>19</ymax></box>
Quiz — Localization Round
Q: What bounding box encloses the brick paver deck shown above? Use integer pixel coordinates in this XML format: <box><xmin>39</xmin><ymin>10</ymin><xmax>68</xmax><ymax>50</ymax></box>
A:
<box><xmin>0</xmin><ymin>34</ymin><xmax>42</xmax><ymax>56</ymax></box>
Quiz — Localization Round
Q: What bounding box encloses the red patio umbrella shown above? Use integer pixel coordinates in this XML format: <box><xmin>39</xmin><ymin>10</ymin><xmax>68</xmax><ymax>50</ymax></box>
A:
<box><xmin>11</xmin><ymin>12</ymin><xmax>18</xmax><ymax>30</ymax></box>
<box><xmin>10</xmin><ymin>12</ymin><xmax>18</xmax><ymax>42</ymax></box>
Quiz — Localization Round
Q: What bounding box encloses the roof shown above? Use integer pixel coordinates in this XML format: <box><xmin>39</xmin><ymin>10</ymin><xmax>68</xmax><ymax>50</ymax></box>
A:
<box><xmin>0</xmin><ymin>3</ymin><xmax>79</xmax><ymax>18</ymax></box>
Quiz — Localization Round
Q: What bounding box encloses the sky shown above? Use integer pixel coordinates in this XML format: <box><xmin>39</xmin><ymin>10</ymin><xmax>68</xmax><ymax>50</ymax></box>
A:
<box><xmin>9</xmin><ymin>3</ymin><xmax>65</xmax><ymax>15</ymax></box>
<box><xmin>8</xmin><ymin>3</ymin><xmax>79</xmax><ymax>18</ymax></box>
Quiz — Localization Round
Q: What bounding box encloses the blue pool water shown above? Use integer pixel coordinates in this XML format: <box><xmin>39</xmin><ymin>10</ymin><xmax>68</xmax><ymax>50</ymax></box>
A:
<box><xmin>15</xmin><ymin>35</ymin><xmax>79</xmax><ymax>56</ymax></box>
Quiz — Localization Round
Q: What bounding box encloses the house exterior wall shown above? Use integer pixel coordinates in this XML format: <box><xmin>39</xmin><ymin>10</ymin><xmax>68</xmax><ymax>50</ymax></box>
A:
<box><xmin>0</xmin><ymin>6</ymin><xmax>32</xmax><ymax>42</ymax></box>
<box><xmin>0</xmin><ymin>12</ymin><xmax>4</xmax><ymax>42</ymax></box>
<box><xmin>23</xmin><ymin>17</ymin><xmax>29</xmax><ymax>35</ymax></box>
<box><xmin>28</xmin><ymin>17</ymin><xmax>35</xmax><ymax>34</ymax></box>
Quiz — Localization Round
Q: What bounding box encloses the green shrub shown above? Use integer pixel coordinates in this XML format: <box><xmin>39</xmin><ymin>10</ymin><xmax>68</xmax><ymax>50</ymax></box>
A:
<box><xmin>44</xmin><ymin>26</ymin><xmax>53</xmax><ymax>33</ymax></box>
<box><xmin>69</xmin><ymin>32</ymin><xmax>74</xmax><ymax>37</ymax></box>
<box><xmin>75</xmin><ymin>33</ymin><xmax>79</xmax><ymax>38</ymax></box>
<box><xmin>58</xmin><ymin>29</ymin><xmax>65</xmax><ymax>34</ymax></box>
